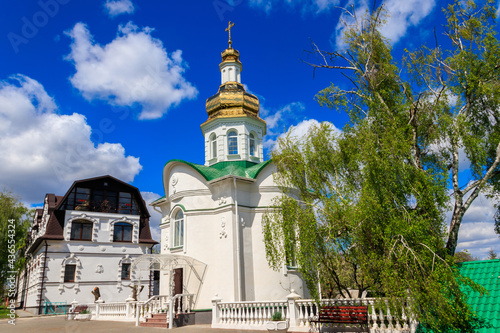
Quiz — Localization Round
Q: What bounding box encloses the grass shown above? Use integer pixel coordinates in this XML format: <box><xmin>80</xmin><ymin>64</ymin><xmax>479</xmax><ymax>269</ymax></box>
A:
<box><xmin>0</xmin><ymin>305</ymin><xmax>17</xmax><ymax>319</ymax></box>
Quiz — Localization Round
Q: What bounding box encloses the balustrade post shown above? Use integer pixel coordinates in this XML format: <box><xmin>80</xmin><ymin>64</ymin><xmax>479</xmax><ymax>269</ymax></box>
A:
<box><xmin>211</xmin><ymin>295</ymin><xmax>221</xmax><ymax>326</ymax></box>
<box><xmin>95</xmin><ymin>298</ymin><xmax>104</xmax><ymax>320</ymax></box>
<box><xmin>286</xmin><ymin>289</ymin><xmax>301</xmax><ymax>329</ymax></box>
<box><xmin>135</xmin><ymin>302</ymin><xmax>140</xmax><ymax>326</ymax></box>
<box><xmin>69</xmin><ymin>299</ymin><xmax>78</xmax><ymax>320</ymax></box>
<box><xmin>126</xmin><ymin>296</ymin><xmax>135</xmax><ymax>319</ymax></box>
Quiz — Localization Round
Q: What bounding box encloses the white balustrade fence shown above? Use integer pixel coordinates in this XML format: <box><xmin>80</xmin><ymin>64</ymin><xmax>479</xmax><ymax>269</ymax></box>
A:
<box><xmin>69</xmin><ymin>293</ymin><xmax>193</xmax><ymax>328</ymax></box>
<box><xmin>212</xmin><ymin>293</ymin><xmax>418</xmax><ymax>332</ymax></box>
<box><xmin>214</xmin><ymin>300</ymin><xmax>287</xmax><ymax>328</ymax></box>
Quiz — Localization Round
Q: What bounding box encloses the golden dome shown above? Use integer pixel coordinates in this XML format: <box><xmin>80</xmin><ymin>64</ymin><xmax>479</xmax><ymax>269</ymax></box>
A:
<box><xmin>220</xmin><ymin>47</ymin><xmax>242</xmax><ymax>69</ymax></box>
<box><xmin>205</xmin><ymin>81</ymin><xmax>261</xmax><ymax>121</ymax></box>
<box><xmin>202</xmin><ymin>21</ymin><xmax>265</xmax><ymax>128</ymax></box>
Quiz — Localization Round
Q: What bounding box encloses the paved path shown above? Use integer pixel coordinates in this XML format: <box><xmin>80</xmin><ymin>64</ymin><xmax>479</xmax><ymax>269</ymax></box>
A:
<box><xmin>0</xmin><ymin>315</ymin><xmax>266</xmax><ymax>333</ymax></box>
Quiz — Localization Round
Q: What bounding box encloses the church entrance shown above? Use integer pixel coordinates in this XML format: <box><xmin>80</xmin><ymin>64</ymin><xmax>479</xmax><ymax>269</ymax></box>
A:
<box><xmin>173</xmin><ymin>268</ymin><xmax>183</xmax><ymax>310</ymax></box>
<box><xmin>130</xmin><ymin>254</ymin><xmax>207</xmax><ymax>309</ymax></box>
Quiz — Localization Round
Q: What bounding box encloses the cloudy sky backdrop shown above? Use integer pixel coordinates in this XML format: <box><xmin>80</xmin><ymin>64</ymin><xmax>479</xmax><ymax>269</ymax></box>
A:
<box><xmin>0</xmin><ymin>0</ymin><xmax>499</xmax><ymax>258</ymax></box>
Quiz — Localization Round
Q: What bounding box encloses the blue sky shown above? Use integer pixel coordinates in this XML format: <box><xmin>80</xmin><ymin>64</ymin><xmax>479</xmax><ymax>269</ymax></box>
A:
<box><xmin>0</xmin><ymin>0</ymin><xmax>499</xmax><ymax>258</ymax></box>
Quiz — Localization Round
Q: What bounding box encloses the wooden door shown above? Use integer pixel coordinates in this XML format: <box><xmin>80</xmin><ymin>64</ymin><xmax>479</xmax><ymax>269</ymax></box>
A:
<box><xmin>173</xmin><ymin>268</ymin><xmax>183</xmax><ymax>311</ymax></box>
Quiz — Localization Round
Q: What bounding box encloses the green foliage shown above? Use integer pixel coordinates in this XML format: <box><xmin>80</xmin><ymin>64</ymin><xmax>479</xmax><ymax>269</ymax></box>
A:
<box><xmin>453</xmin><ymin>249</ymin><xmax>478</xmax><ymax>263</ymax></box>
<box><xmin>264</xmin><ymin>1</ymin><xmax>499</xmax><ymax>331</ymax></box>
<box><xmin>0</xmin><ymin>190</ymin><xmax>32</xmax><ymax>300</ymax></box>
<box><xmin>486</xmin><ymin>249</ymin><xmax>498</xmax><ymax>260</ymax></box>
<box><xmin>271</xmin><ymin>311</ymin><xmax>283</xmax><ymax>321</ymax></box>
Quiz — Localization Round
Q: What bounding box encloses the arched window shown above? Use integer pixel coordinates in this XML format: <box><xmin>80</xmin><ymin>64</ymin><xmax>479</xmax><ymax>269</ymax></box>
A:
<box><xmin>210</xmin><ymin>133</ymin><xmax>217</xmax><ymax>159</ymax></box>
<box><xmin>249</xmin><ymin>133</ymin><xmax>256</xmax><ymax>156</ymax></box>
<box><xmin>173</xmin><ymin>210</ymin><xmax>184</xmax><ymax>248</ymax></box>
<box><xmin>113</xmin><ymin>222</ymin><xmax>133</xmax><ymax>242</ymax></box>
<box><xmin>227</xmin><ymin>131</ymin><xmax>238</xmax><ymax>155</ymax></box>
<box><xmin>70</xmin><ymin>220</ymin><xmax>93</xmax><ymax>241</ymax></box>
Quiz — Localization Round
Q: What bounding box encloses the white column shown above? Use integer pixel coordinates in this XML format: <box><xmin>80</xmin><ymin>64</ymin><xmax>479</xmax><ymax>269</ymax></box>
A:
<box><xmin>95</xmin><ymin>299</ymin><xmax>104</xmax><ymax>319</ymax></box>
<box><xmin>212</xmin><ymin>295</ymin><xmax>222</xmax><ymax>325</ymax></box>
<box><xmin>286</xmin><ymin>290</ymin><xmax>301</xmax><ymax>329</ymax></box>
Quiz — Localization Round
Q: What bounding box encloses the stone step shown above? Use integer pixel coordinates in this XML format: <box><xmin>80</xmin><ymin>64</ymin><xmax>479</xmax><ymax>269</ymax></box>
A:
<box><xmin>145</xmin><ymin>318</ymin><xmax>168</xmax><ymax>323</ymax></box>
<box><xmin>150</xmin><ymin>313</ymin><xmax>168</xmax><ymax>318</ymax></box>
<box><xmin>139</xmin><ymin>321</ymin><xmax>169</xmax><ymax>328</ymax></box>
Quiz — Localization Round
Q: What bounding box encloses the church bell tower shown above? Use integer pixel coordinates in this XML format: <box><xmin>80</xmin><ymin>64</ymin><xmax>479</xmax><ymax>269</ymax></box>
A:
<box><xmin>201</xmin><ymin>21</ymin><xmax>266</xmax><ymax>166</ymax></box>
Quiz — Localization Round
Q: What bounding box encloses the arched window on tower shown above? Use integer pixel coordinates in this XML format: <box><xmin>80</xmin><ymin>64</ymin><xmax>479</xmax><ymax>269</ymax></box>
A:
<box><xmin>173</xmin><ymin>209</ymin><xmax>184</xmax><ymax>248</ymax></box>
<box><xmin>227</xmin><ymin>131</ymin><xmax>238</xmax><ymax>155</ymax></box>
<box><xmin>210</xmin><ymin>133</ymin><xmax>217</xmax><ymax>159</ymax></box>
<box><xmin>249</xmin><ymin>133</ymin><xmax>256</xmax><ymax>156</ymax></box>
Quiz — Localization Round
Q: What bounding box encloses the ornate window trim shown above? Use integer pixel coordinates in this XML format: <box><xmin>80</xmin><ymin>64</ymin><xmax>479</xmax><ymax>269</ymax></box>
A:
<box><xmin>109</xmin><ymin>217</ymin><xmax>139</xmax><ymax>243</ymax></box>
<box><xmin>65</xmin><ymin>214</ymin><xmax>98</xmax><ymax>242</ymax></box>
<box><xmin>59</xmin><ymin>254</ymin><xmax>82</xmax><ymax>293</ymax></box>
<box><xmin>116</xmin><ymin>255</ymin><xmax>136</xmax><ymax>290</ymax></box>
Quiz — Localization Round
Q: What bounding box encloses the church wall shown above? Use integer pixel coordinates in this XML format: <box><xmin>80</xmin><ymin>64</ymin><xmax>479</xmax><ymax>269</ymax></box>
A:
<box><xmin>157</xmin><ymin>162</ymin><xmax>310</xmax><ymax>310</ymax></box>
<box><xmin>185</xmin><ymin>208</ymin><xmax>237</xmax><ymax>308</ymax></box>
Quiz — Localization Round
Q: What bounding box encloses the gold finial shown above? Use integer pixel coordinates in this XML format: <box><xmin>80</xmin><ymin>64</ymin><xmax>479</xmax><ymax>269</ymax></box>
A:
<box><xmin>225</xmin><ymin>21</ymin><xmax>235</xmax><ymax>48</ymax></box>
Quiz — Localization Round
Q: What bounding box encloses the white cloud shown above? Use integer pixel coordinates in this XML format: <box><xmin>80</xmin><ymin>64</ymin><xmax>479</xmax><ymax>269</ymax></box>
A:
<box><xmin>379</xmin><ymin>0</ymin><xmax>435</xmax><ymax>43</ymax></box>
<box><xmin>263</xmin><ymin>102</ymin><xmax>305</xmax><ymax>130</ymax></box>
<box><xmin>0</xmin><ymin>75</ymin><xmax>142</xmax><ymax>205</ymax></box>
<box><xmin>269</xmin><ymin>118</ymin><xmax>341</xmax><ymax>153</ymax></box>
<box><xmin>332</xmin><ymin>0</ymin><xmax>435</xmax><ymax>48</ymax></box>
<box><xmin>452</xmin><ymin>191</ymin><xmax>500</xmax><ymax>259</ymax></box>
<box><xmin>261</xmin><ymin>102</ymin><xmax>306</xmax><ymax>150</ymax></box>
<box><xmin>332</xmin><ymin>0</ymin><xmax>369</xmax><ymax>49</ymax></box>
<box><xmin>104</xmin><ymin>0</ymin><xmax>135</xmax><ymax>17</ymax></box>
<box><xmin>141</xmin><ymin>191</ymin><xmax>162</xmax><ymax>244</ymax></box>
<box><xmin>65</xmin><ymin>22</ymin><xmax>198</xmax><ymax>120</ymax></box>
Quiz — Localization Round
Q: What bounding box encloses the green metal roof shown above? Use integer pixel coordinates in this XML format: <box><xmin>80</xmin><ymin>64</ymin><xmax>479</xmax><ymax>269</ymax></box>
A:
<box><xmin>165</xmin><ymin>159</ymin><xmax>272</xmax><ymax>182</ymax></box>
<box><xmin>151</xmin><ymin>159</ymin><xmax>273</xmax><ymax>206</ymax></box>
<box><xmin>458</xmin><ymin>259</ymin><xmax>500</xmax><ymax>332</ymax></box>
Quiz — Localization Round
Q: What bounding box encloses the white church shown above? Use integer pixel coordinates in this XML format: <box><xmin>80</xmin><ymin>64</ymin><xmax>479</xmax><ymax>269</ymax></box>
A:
<box><xmin>151</xmin><ymin>26</ymin><xmax>309</xmax><ymax>310</ymax></box>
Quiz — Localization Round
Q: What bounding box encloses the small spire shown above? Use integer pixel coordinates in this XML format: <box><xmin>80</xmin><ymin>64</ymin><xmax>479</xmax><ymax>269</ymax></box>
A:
<box><xmin>225</xmin><ymin>21</ymin><xmax>235</xmax><ymax>48</ymax></box>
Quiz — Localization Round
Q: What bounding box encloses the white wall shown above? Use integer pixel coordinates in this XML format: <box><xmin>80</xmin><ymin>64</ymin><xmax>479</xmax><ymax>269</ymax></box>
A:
<box><xmin>157</xmin><ymin>161</ymin><xmax>310</xmax><ymax>310</ymax></box>
<box><xmin>22</xmin><ymin>209</ymin><xmax>152</xmax><ymax>313</ymax></box>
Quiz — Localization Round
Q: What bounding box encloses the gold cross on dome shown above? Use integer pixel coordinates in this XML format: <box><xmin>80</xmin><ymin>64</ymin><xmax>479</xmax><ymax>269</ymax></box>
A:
<box><xmin>225</xmin><ymin>21</ymin><xmax>235</xmax><ymax>48</ymax></box>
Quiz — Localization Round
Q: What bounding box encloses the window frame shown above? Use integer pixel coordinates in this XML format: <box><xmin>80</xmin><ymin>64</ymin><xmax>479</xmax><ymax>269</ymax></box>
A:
<box><xmin>62</xmin><ymin>187</ymin><xmax>139</xmax><ymax>215</ymax></box>
<box><xmin>210</xmin><ymin>133</ymin><xmax>217</xmax><ymax>159</ymax></box>
<box><xmin>172</xmin><ymin>210</ymin><xmax>184</xmax><ymax>248</ymax></box>
<box><xmin>249</xmin><ymin>133</ymin><xmax>256</xmax><ymax>156</ymax></box>
<box><xmin>227</xmin><ymin>131</ymin><xmax>238</xmax><ymax>155</ymax></box>
<box><xmin>70</xmin><ymin>220</ymin><xmax>93</xmax><ymax>241</ymax></box>
<box><xmin>113</xmin><ymin>222</ymin><xmax>133</xmax><ymax>242</ymax></box>
<box><xmin>121</xmin><ymin>263</ymin><xmax>131</xmax><ymax>280</ymax></box>
<box><xmin>64</xmin><ymin>264</ymin><xmax>76</xmax><ymax>282</ymax></box>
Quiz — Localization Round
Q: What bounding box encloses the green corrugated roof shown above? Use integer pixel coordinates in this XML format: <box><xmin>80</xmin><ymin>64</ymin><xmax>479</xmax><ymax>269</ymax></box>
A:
<box><xmin>165</xmin><ymin>159</ymin><xmax>272</xmax><ymax>182</ymax></box>
<box><xmin>458</xmin><ymin>259</ymin><xmax>500</xmax><ymax>332</ymax></box>
<box><xmin>151</xmin><ymin>160</ymin><xmax>273</xmax><ymax>206</ymax></box>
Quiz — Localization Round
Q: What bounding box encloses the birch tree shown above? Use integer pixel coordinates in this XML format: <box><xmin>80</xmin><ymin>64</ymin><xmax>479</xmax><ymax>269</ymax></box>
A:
<box><xmin>263</xmin><ymin>0</ymin><xmax>498</xmax><ymax>331</ymax></box>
